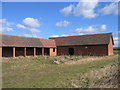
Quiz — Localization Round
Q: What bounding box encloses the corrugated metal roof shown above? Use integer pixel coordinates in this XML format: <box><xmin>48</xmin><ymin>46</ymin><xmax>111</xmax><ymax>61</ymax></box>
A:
<box><xmin>49</xmin><ymin>33</ymin><xmax>113</xmax><ymax>46</ymax></box>
<box><xmin>0</xmin><ymin>35</ymin><xmax>56</xmax><ymax>47</ymax></box>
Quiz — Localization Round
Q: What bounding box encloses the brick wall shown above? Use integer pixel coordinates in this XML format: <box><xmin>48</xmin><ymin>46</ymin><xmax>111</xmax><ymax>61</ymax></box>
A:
<box><xmin>50</xmin><ymin>48</ymin><xmax>57</xmax><ymax>56</ymax></box>
<box><xmin>57</xmin><ymin>45</ymin><xmax>108</xmax><ymax>56</ymax></box>
<box><xmin>108</xmin><ymin>36</ymin><xmax>114</xmax><ymax>55</ymax></box>
<box><xmin>1</xmin><ymin>44</ymin><xmax>111</xmax><ymax>57</ymax></box>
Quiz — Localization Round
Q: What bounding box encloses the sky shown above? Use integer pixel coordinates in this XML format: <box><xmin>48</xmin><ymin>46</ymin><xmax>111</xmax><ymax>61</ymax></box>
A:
<box><xmin>1</xmin><ymin>1</ymin><xmax>119</xmax><ymax>47</ymax></box>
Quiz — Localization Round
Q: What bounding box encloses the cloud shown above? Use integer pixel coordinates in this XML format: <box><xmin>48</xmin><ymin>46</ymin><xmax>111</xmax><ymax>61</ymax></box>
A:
<box><xmin>100</xmin><ymin>24</ymin><xmax>107</xmax><ymax>31</ymax></box>
<box><xmin>73</xmin><ymin>0</ymin><xmax>98</xmax><ymax>18</ymax></box>
<box><xmin>50</xmin><ymin>35</ymin><xmax>59</xmax><ymax>37</ymax></box>
<box><xmin>100</xmin><ymin>2</ymin><xmax>118</xmax><ymax>15</ymax></box>
<box><xmin>60</xmin><ymin>5</ymin><xmax>73</xmax><ymax>16</ymax></box>
<box><xmin>113</xmin><ymin>31</ymin><xmax>120</xmax><ymax>37</ymax></box>
<box><xmin>61</xmin><ymin>34</ymin><xmax>69</xmax><ymax>37</ymax></box>
<box><xmin>24</xmin><ymin>34</ymin><xmax>37</xmax><ymax>37</ymax></box>
<box><xmin>16</xmin><ymin>17</ymin><xmax>40</xmax><ymax>34</ymax></box>
<box><xmin>29</xmin><ymin>28</ymin><xmax>40</xmax><ymax>33</ymax></box>
<box><xmin>114</xmin><ymin>40</ymin><xmax>120</xmax><ymax>47</ymax></box>
<box><xmin>1</xmin><ymin>27</ymin><xmax>13</xmax><ymax>32</ymax></box>
<box><xmin>56</xmin><ymin>20</ymin><xmax>70</xmax><ymax>27</ymax></box>
<box><xmin>113</xmin><ymin>37</ymin><xmax>119</xmax><ymax>41</ymax></box>
<box><xmin>60</xmin><ymin>0</ymin><xmax>119</xmax><ymax>18</ymax></box>
<box><xmin>50</xmin><ymin>34</ymin><xmax>70</xmax><ymax>38</ymax></box>
<box><xmin>113</xmin><ymin>36</ymin><xmax>120</xmax><ymax>47</ymax></box>
<box><xmin>0</xmin><ymin>19</ymin><xmax>14</xmax><ymax>33</ymax></box>
<box><xmin>16</xmin><ymin>24</ymin><xmax>26</xmax><ymax>29</ymax></box>
<box><xmin>113</xmin><ymin>31</ymin><xmax>120</xmax><ymax>47</ymax></box>
<box><xmin>78</xmin><ymin>33</ymin><xmax>85</xmax><ymax>35</ymax></box>
<box><xmin>0</xmin><ymin>19</ymin><xmax>14</xmax><ymax>26</ymax></box>
<box><xmin>60</xmin><ymin>0</ymin><xmax>98</xmax><ymax>18</ymax></box>
<box><xmin>23</xmin><ymin>17</ymin><xmax>40</xmax><ymax>28</ymax></box>
<box><xmin>75</xmin><ymin>24</ymin><xmax>107</xmax><ymax>33</ymax></box>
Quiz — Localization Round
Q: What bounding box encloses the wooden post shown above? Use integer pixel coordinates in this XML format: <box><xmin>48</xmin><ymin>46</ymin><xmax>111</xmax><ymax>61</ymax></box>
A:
<box><xmin>13</xmin><ymin>47</ymin><xmax>15</xmax><ymax>57</ymax></box>
<box><xmin>0</xmin><ymin>47</ymin><xmax>2</xmax><ymax>57</ymax></box>
<box><xmin>42</xmin><ymin>48</ymin><xmax>44</xmax><ymax>56</ymax></box>
<box><xmin>24</xmin><ymin>47</ymin><xmax>26</xmax><ymax>57</ymax></box>
<box><xmin>34</xmin><ymin>47</ymin><xmax>36</xmax><ymax>56</ymax></box>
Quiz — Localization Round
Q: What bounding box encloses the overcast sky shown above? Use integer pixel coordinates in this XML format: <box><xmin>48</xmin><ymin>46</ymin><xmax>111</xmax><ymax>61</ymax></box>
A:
<box><xmin>1</xmin><ymin>1</ymin><xmax>119</xmax><ymax>47</ymax></box>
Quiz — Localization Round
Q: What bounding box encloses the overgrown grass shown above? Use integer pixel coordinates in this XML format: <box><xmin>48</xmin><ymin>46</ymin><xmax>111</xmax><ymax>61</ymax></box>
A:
<box><xmin>71</xmin><ymin>63</ymin><xmax>119</xmax><ymax>88</ymax></box>
<box><xmin>2</xmin><ymin>54</ymin><xmax>118</xmax><ymax>88</ymax></box>
<box><xmin>114</xmin><ymin>50</ymin><xmax>119</xmax><ymax>55</ymax></box>
<box><xmin>113</xmin><ymin>47</ymin><xmax>119</xmax><ymax>55</ymax></box>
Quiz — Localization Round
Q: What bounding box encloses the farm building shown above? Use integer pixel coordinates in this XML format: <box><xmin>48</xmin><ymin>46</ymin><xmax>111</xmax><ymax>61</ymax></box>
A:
<box><xmin>49</xmin><ymin>33</ymin><xmax>114</xmax><ymax>56</ymax></box>
<box><xmin>0</xmin><ymin>33</ymin><xmax>114</xmax><ymax>57</ymax></box>
<box><xmin>0</xmin><ymin>35</ymin><xmax>57</xmax><ymax>57</ymax></box>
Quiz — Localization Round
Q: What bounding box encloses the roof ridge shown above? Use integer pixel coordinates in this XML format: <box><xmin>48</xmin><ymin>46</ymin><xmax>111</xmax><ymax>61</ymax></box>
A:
<box><xmin>49</xmin><ymin>32</ymin><xmax>112</xmax><ymax>39</ymax></box>
<box><xmin>0</xmin><ymin>34</ymin><xmax>54</xmax><ymax>41</ymax></box>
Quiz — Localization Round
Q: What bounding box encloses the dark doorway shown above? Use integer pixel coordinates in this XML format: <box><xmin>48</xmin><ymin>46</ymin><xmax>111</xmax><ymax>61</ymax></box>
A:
<box><xmin>26</xmin><ymin>47</ymin><xmax>34</xmax><ymax>56</ymax></box>
<box><xmin>16</xmin><ymin>47</ymin><xmax>24</xmax><ymax>57</ymax></box>
<box><xmin>2</xmin><ymin>47</ymin><xmax>13</xmax><ymax>57</ymax></box>
<box><xmin>44</xmin><ymin>48</ymin><xmax>50</xmax><ymax>56</ymax></box>
<box><xmin>69</xmin><ymin>48</ymin><xmax>74</xmax><ymax>55</ymax></box>
<box><xmin>36</xmin><ymin>48</ymin><xmax>42</xmax><ymax>55</ymax></box>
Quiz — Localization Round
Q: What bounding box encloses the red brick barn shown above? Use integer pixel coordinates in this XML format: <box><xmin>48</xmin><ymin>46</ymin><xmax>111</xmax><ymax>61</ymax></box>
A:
<box><xmin>0</xmin><ymin>35</ymin><xmax>57</xmax><ymax>57</ymax></box>
<box><xmin>49</xmin><ymin>33</ymin><xmax>114</xmax><ymax>56</ymax></box>
<box><xmin>0</xmin><ymin>33</ymin><xmax>114</xmax><ymax>57</ymax></box>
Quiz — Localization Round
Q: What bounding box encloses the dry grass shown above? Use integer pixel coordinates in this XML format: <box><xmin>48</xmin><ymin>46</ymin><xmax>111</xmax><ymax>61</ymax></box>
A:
<box><xmin>2</xmin><ymin>55</ymin><xmax>119</xmax><ymax>88</ymax></box>
<box><xmin>64</xmin><ymin>55</ymin><xmax>118</xmax><ymax>65</ymax></box>
<box><xmin>71</xmin><ymin>63</ymin><xmax>119</xmax><ymax>88</ymax></box>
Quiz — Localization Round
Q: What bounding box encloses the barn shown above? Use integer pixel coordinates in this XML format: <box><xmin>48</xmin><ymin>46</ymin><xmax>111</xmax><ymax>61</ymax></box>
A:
<box><xmin>0</xmin><ymin>33</ymin><xmax>114</xmax><ymax>57</ymax></box>
<box><xmin>0</xmin><ymin>35</ymin><xmax>57</xmax><ymax>57</ymax></box>
<box><xmin>49</xmin><ymin>33</ymin><xmax>114</xmax><ymax>56</ymax></box>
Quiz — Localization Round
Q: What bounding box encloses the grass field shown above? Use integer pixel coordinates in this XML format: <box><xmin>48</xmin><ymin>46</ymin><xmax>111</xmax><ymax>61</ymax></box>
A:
<box><xmin>2</xmin><ymin>51</ymin><xmax>119</xmax><ymax>88</ymax></box>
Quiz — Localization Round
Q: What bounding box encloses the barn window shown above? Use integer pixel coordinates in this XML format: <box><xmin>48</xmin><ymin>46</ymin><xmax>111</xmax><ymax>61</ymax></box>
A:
<box><xmin>53</xmin><ymin>48</ymin><xmax>55</xmax><ymax>52</ymax></box>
